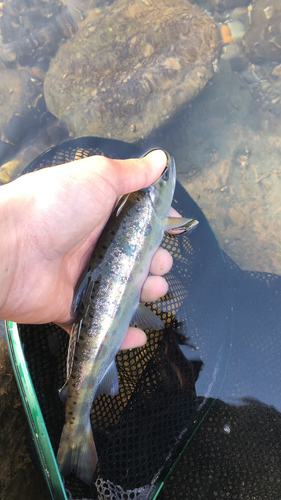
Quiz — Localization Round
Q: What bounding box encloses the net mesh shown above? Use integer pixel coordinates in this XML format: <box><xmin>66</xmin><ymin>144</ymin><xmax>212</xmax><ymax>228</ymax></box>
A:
<box><xmin>15</xmin><ymin>137</ymin><xmax>281</xmax><ymax>500</ymax></box>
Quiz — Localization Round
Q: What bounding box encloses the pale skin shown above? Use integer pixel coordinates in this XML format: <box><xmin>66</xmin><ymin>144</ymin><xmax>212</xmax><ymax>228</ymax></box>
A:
<box><xmin>0</xmin><ymin>149</ymin><xmax>179</xmax><ymax>349</ymax></box>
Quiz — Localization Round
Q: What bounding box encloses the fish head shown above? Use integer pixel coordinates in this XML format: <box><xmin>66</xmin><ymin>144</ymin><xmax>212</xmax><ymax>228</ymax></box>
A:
<box><xmin>144</xmin><ymin>151</ymin><xmax>176</xmax><ymax>218</ymax></box>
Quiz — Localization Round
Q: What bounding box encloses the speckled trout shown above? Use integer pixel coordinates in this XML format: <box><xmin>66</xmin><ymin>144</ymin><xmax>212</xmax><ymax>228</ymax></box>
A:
<box><xmin>57</xmin><ymin>152</ymin><xmax>198</xmax><ymax>485</ymax></box>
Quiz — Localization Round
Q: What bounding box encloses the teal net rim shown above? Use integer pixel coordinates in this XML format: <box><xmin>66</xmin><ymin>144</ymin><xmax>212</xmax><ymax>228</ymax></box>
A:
<box><xmin>5</xmin><ymin>320</ymin><xmax>67</xmax><ymax>500</ymax></box>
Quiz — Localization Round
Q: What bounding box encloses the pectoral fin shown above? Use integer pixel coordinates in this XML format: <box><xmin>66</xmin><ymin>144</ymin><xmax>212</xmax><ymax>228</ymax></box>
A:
<box><xmin>71</xmin><ymin>275</ymin><xmax>90</xmax><ymax>317</ymax></box>
<box><xmin>71</xmin><ymin>267</ymin><xmax>101</xmax><ymax>318</ymax></box>
<box><xmin>130</xmin><ymin>303</ymin><xmax>164</xmax><ymax>331</ymax></box>
<box><xmin>162</xmin><ymin>217</ymin><xmax>199</xmax><ymax>233</ymax></box>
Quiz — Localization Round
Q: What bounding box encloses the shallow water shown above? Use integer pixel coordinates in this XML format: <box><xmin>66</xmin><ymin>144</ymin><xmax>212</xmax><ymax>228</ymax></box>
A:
<box><xmin>0</xmin><ymin>1</ymin><xmax>281</xmax><ymax>499</ymax></box>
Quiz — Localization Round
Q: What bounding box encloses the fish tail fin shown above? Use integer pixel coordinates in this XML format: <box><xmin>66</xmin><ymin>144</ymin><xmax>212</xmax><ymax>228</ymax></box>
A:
<box><xmin>57</xmin><ymin>419</ymin><xmax>98</xmax><ymax>485</ymax></box>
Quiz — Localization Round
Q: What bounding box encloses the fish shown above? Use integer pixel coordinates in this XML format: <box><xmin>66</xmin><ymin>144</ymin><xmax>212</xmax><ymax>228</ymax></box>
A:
<box><xmin>56</xmin><ymin>151</ymin><xmax>199</xmax><ymax>485</ymax></box>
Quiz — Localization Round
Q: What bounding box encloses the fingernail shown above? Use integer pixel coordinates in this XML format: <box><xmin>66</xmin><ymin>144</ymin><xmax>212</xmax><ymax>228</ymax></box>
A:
<box><xmin>145</xmin><ymin>149</ymin><xmax>168</xmax><ymax>169</ymax></box>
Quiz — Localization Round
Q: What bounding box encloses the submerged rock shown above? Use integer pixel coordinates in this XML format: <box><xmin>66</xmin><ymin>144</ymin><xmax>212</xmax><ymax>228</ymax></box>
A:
<box><xmin>0</xmin><ymin>66</ymin><xmax>45</xmax><ymax>165</ymax></box>
<box><xmin>44</xmin><ymin>0</ymin><xmax>221</xmax><ymax>142</ymax></box>
<box><xmin>243</xmin><ymin>0</ymin><xmax>281</xmax><ymax>62</ymax></box>
<box><xmin>0</xmin><ymin>1</ymin><xmax>103</xmax><ymax>167</ymax></box>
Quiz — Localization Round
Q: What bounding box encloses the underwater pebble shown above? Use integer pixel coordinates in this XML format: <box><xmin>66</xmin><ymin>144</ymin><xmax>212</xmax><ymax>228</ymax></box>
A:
<box><xmin>221</xmin><ymin>43</ymin><xmax>242</xmax><ymax>61</ymax></box>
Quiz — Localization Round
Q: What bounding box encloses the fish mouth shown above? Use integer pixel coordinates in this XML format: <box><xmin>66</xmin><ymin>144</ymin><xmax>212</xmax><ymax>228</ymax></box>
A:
<box><xmin>160</xmin><ymin>152</ymin><xmax>176</xmax><ymax>185</ymax></box>
<box><xmin>141</xmin><ymin>150</ymin><xmax>176</xmax><ymax>205</ymax></box>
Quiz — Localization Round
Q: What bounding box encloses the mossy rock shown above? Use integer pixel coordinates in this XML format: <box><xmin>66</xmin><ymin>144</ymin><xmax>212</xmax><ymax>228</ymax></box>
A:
<box><xmin>44</xmin><ymin>0</ymin><xmax>222</xmax><ymax>143</ymax></box>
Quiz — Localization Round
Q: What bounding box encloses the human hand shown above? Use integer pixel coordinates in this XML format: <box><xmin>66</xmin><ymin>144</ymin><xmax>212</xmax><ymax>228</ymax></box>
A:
<box><xmin>0</xmin><ymin>150</ymin><xmax>175</xmax><ymax>349</ymax></box>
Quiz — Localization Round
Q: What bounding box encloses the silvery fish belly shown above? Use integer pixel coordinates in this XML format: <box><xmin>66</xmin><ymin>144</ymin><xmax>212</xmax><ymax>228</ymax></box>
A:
<box><xmin>56</xmin><ymin>152</ymin><xmax>198</xmax><ymax>485</ymax></box>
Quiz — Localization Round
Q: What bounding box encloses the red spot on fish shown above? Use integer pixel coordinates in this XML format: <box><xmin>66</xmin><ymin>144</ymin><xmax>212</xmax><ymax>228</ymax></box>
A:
<box><xmin>105</xmin><ymin>334</ymin><xmax>108</xmax><ymax>339</ymax></box>
<box><xmin>88</xmin><ymin>383</ymin><xmax>92</xmax><ymax>389</ymax></box>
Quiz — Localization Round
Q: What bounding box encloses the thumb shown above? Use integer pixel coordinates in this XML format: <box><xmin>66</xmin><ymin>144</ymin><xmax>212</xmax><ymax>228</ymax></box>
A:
<box><xmin>111</xmin><ymin>149</ymin><xmax>168</xmax><ymax>196</ymax></box>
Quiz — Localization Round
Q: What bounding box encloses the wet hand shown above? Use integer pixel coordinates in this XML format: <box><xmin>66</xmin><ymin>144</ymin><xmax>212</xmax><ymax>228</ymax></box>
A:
<box><xmin>0</xmin><ymin>149</ymin><xmax>177</xmax><ymax>349</ymax></box>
